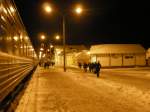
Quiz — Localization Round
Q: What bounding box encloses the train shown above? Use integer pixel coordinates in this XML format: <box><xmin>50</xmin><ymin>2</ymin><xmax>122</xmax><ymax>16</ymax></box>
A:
<box><xmin>0</xmin><ymin>0</ymin><xmax>38</xmax><ymax>107</ymax></box>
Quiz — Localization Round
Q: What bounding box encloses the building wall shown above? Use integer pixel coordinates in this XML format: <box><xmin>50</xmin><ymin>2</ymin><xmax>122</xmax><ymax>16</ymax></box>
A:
<box><xmin>135</xmin><ymin>54</ymin><xmax>146</xmax><ymax>66</ymax></box>
<box><xmin>110</xmin><ymin>54</ymin><xmax>122</xmax><ymax>66</ymax></box>
<box><xmin>97</xmin><ymin>55</ymin><xmax>109</xmax><ymax>66</ymax></box>
<box><xmin>55</xmin><ymin>53</ymin><xmax>76</xmax><ymax>66</ymax></box>
<box><xmin>148</xmin><ymin>58</ymin><xmax>150</xmax><ymax>66</ymax></box>
<box><xmin>66</xmin><ymin>54</ymin><xmax>76</xmax><ymax>66</ymax></box>
<box><xmin>123</xmin><ymin>55</ymin><xmax>135</xmax><ymax>66</ymax></box>
<box><xmin>55</xmin><ymin>55</ymin><xmax>63</xmax><ymax>66</ymax></box>
<box><xmin>91</xmin><ymin>53</ymin><xmax>146</xmax><ymax>67</ymax></box>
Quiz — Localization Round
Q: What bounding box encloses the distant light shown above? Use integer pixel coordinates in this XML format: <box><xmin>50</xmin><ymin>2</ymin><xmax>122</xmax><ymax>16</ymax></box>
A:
<box><xmin>20</xmin><ymin>46</ymin><xmax>23</xmax><ymax>48</ymax></box>
<box><xmin>7</xmin><ymin>37</ymin><xmax>11</xmax><ymax>41</ymax></box>
<box><xmin>56</xmin><ymin>35</ymin><xmax>60</xmax><ymax>40</ymax></box>
<box><xmin>43</xmin><ymin>3</ymin><xmax>52</xmax><ymax>13</ymax></box>
<box><xmin>13</xmin><ymin>36</ymin><xmax>18</xmax><ymax>41</ymax></box>
<box><xmin>41</xmin><ymin>35</ymin><xmax>45</xmax><ymax>40</ymax></box>
<box><xmin>10</xmin><ymin>6</ymin><xmax>15</xmax><ymax>13</ymax></box>
<box><xmin>39</xmin><ymin>51</ymin><xmax>42</xmax><ymax>58</ymax></box>
<box><xmin>87</xmin><ymin>51</ymin><xmax>91</xmax><ymax>55</ymax></box>
<box><xmin>20</xmin><ymin>35</ymin><xmax>23</xmax><ymax>40</ymax></box>
<box><xmin>43</xmin><ymin>54</ymin><xmax>45</xmax><ymax>57</ymax></box>
<box><xmin>3</xmin><ymin>8</ymin><xmax>7</xmax><ymax>14</ymax></box>
<box><xmin>47</xmin><ymin>49</ymin><xmax>50</xmax><ymax>52</ymax></box>
<box><xmin>0</xmin><ymin>25</ymin><xmax>5</xmax><ymax>30</ymax></box>
<box><xmin>25</xmin><ymin>36</ymin><xmax>28</xmax><ymax>40</ymax></box>
<box><xmin>50</xmin><ymin>45</ymin><xmax>53</xmax><ymax>48</ymax></box>
<box><xmin>1</xmin><ymin>15</ymin><xmax>6</xmax><ymax>21</ymax></box>
<box><xmin>40</xmin><ymin>48</ymin><xmax>44</xmax><ymax>51</ymax></box>
<box><xmin>57</xmin><ymin>51</ymin><xmax>61</xmax><ymax>55</ymax></box>
<box><xmin>39</xmin><ymin>51</ymin><xmax>42</xmax><ymax>55</ymax></box>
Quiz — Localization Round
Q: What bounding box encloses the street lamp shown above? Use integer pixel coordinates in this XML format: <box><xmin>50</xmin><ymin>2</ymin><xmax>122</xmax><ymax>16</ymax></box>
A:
<box><xmin>55</xmin><ymin>35</ymin><xmax>60</xmax><ymax>40</ymax></box>
<box><xmin>42</xmin><ymin>3</ymin><xmax>83</xmax><ymax>72</ymax></box>
<box><xmin>75</xmin><ymin>6</ymin><xmax>83</xmax><ymax>14</ymax></box>
<box><xmin>41</xmin><ymin>35</ymin><xmax>46</xmax><ymax>40</ymax></box>
<box><xmin>43</xmin><ymin>3</ymin><xmax>52</xmax><ymax>13</ymax></box>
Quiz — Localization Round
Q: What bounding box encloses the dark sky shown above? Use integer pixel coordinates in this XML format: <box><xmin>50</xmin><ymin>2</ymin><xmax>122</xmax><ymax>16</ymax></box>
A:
<box><xmin>14</xmin><ymin>0</ymin><xmax>150</xmax><ymax>50</ymax></box>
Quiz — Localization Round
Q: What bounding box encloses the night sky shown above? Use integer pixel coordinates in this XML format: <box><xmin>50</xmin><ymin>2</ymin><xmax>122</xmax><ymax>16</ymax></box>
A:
<box><xmin>14</xmin><ymin>0</ymin><xmax>150</xmax><ymax>50</ymax></box>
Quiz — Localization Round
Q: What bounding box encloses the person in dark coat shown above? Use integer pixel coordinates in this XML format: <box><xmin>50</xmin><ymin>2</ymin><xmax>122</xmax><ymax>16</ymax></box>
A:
<box><xmin>95</xmin><ymin>61</ymin><xmax>101</xmax><ymax>77</ymax></box>
<box><xmin>88</xmin><ymin>63</ymin><xmax>92</xmax><ymax>72</ymax></box>
<box><xmin>83</xmin><ymin>62</ymin><xmax>88</xmax><ymax>72</ymax></box>
<box><xmin>78</xmin><ymin>62</ymin><xmax>82</xmax><ymax>69</ymax></box>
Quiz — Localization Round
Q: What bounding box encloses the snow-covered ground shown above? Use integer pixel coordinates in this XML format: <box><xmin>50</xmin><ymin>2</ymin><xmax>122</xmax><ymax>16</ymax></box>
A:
<box><xmin>15</xmin><ymin>67</ymin><xmax>150</xmax><ymax>112</ymax></box>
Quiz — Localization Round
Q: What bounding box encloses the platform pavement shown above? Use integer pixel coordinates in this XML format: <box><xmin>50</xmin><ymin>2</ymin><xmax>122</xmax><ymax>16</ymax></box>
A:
<box><xmin>14</xmin><ymin>66</ymin><xmax>85</xmax><ymax>112</ymax></box>
<box><xmin>14</xmin><ymin>65</ymin><xmax>150</xmax><ymax>112</ymax></box>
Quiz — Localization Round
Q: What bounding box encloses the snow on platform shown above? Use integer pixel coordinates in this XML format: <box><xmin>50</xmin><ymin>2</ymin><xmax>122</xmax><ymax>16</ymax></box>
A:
<box><xmin>15</xmin><ymin>66</ymin><xmax>150</xmax><ymax>112</ymax></box>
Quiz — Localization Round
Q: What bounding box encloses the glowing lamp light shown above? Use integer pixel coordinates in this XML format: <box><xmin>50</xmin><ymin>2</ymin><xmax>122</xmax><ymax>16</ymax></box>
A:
<box><xmin>1</xmin><ymin>15</ymin><xmax>6</xmax><ymax>21</ymax></box>
<box><xmin>25</xmin><ymin>36</ymin><xmax>28</xmax><ymax>40</ymax></box>
<box><xmin>10</xmin><ymin>6</ymin><xmax>15</xmax><ymax>13</ymax></box>
<box><xmin>87</xmin><ymin>51</ymin><xmax>91</xmax><ymax>55</ymax></box>
<box><xmin>3</xmin><ymin>8</ymin><xmax>7</xmax><ymax>14</ymax></box>
<box><xmin>75</xmin><ymin>6</ymin><xmax>83</xmax><ymax>14</ymax></box>
<box><xmin>56</xmin><ymin>35</ymin><xmax>60</xmax><ymax>40</ymax></box>
<box><xmin>50</xmin><ymin>45</ymin><xmax>53</xmax><ymax>48</ymax></box>
<box><xmin>40</xmin><ymin>48</ymin><xmax>44</xmax><ymax>51</ymax></box>
<box><xmin>13</xmin><ymin>36</ymin><xmax>18</xmax><ymax>41</ymax></box>
<box><xmin>45</xmin><ymin>6</ymin><xmax>52</xmax><ymax>13</ymax></box>
<box><xmin>41</xmin><ymin>35</ymin><xmax>45</xmax><ymax>40</ymax></box>
<box><xmin>43</xmin><ymin>54</ymin><xmax>45</xmax><ymax>57</ymax></box>
<box><xmin>43</xmin><ymin>3</ymin><xmax>52</xmax><ymax>13</ymax></box>
<box><xmin>20</xmin><ymin>35</ymin><xmax>23</xmax><ymax>40</ymax></box>
<box><xmin>57</xmin><ymin>51</ymin><xmax>61</xmax><ymax>55</ymax></box>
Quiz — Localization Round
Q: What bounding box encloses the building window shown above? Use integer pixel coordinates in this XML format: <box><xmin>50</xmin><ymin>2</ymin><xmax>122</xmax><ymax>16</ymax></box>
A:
<box><xmin>125</xmin><ymin>55</ymin><xmax>134</xmax><ymax>59</ymax></box>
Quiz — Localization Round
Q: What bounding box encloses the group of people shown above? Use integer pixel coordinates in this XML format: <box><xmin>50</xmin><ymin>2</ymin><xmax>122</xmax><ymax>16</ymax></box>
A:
<box><xmin>39</xmin><ymin>61</ymin><xmax>55</xmax><ymax>69</ymax></box>
<box><xmin>78</xmin><ymin>61</ymin><xmax>102</xmax><ymax>77</ymax></box>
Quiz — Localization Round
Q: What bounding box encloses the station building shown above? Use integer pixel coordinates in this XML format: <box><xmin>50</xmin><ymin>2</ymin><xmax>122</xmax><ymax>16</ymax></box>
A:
<box><xmin>146</xmin><ymin>48</ymin><xmax>150</xmax><ymax>66</ymax></box>
<box><xmin>90</xmin><ymin>44</ymin><xmax>146</xmax><ymax>67</ymax></box>
<box><xmin>54</xmin><ymin>45</ymin><xmax>89</xmax><ymax>66</ymax></box>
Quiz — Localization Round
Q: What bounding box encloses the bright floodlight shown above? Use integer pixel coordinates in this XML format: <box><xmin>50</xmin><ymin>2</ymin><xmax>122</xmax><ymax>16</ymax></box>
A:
<box><xmin>43</xmin><ymin>3</ymin><xmax>52</xmax><ymax>13</ymax></box>
<box><xmin>75</xmin><ymin>6</ymin><xmax>82</xmax><ymax>14</ymax></box>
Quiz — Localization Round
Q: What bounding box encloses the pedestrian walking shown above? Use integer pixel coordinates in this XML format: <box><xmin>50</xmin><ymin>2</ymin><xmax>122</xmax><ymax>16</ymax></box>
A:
<box><xmin>78</xmin><ymin>62</ymin><xmax>82</xmax><ymax>69</ymax></box>
<box><xmin>95</xmin><ymin>61</ymin><xmax>101</xmax><ymax>77</ymax></box>
<box><xmin>83</xmin><ymin>62</ymin><xmax>88</xmax><ymax>72</ymax></box>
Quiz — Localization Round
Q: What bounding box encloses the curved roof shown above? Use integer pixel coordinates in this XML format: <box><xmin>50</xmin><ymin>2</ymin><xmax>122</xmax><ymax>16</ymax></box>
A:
<box><xmin>75</xmin><ymin>52</ymin><xmax>90</xmax><ymax>63</ymax></box>
<box><xmin>146</xmin><ymin>48</ymin><xmax>150</xmax><ymax>58</ymax></box>
<box><xmin>90</xmin><ymin>44</ymin><xmax>145</xmax><ymax>54</ymax></box>
<box><xmin>147</xmin><ymin>48</ymin><xmax>150</xmax><ymax>52</ymax></box>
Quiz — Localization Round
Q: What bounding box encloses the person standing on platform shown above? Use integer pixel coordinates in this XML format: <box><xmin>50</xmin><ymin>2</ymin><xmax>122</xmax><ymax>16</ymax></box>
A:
<box><xmin>95</xmin><ymin>61</ymin><xmax>101</xmax><ymax>77</ymax></box>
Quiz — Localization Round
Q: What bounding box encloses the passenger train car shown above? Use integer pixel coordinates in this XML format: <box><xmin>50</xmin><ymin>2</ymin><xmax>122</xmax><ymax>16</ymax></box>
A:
<box><xmin>0</xmin><ymin>0</ymin><xmax>38</xmax><ymax>107</ymax></box>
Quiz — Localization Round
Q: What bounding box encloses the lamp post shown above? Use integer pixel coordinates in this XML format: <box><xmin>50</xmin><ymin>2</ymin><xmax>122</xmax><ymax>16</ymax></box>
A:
<box><xmin>43</xmin><ymin>3</ymin><xmax>83</xmax><ymax>72</ymax></box>
<box><xmin>63</xmin><ymin>15</ymin><xmax>66</xmax><ymax>72</ymax></box>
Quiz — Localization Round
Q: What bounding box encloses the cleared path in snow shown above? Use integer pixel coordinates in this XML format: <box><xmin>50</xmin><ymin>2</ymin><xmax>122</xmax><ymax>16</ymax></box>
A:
<box><xmin>15</xmin><ymin>67</ymin><xmax>150</xmax><ymax>112</ymax></box>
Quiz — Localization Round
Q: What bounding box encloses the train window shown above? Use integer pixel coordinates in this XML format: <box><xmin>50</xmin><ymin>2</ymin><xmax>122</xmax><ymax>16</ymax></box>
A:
<box><xmin>125</xmin><ymin>55</ymin><xmax>134</xmax><ymax>59</ymax></box>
